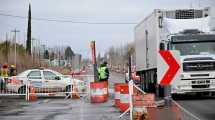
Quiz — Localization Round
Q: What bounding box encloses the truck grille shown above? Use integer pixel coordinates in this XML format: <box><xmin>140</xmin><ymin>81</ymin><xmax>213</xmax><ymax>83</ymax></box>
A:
<box><xmin>192</xmin><ymin>85</ymin><xmax>210</xmax><ymax>88</ymax></box>
<box><xmin>192</xmin><ymin>80</ymin><xmax>210</xmax><ymax>88</ymax></box>
<box><xmin>183</xmin><ymin>62</ymin><xmax>215</xmax><ymax>72</ymax></box>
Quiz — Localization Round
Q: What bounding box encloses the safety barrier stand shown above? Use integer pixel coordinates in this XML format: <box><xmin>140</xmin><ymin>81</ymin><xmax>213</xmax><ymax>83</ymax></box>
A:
<box><xmin>27</xmin><ymin>78</ymin><xmax>38</xmax><ymax>102</ymax></box>
<box><xmin>119</xmin><ymin>80</ymin><xmax>149</xmax><ymax>120</ymax></box>
<box><xmin>119</xmin><ymin>81</ymin><xmax>133</xmax><ymax>119</ymax></box>
<box><xmin>71</xmin><ymin>79</ymin><xmax>80</xmax><ymax>99</ymax></box>
<box><xmin>129</xmin><ymin>80</ymin><xmax>134</xmax><ymax>120</ymax></box>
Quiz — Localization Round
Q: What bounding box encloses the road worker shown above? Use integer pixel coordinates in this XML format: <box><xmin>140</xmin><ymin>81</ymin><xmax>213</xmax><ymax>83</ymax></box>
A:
<box><xmin>98</xmin><ymin>61</ymin><xmax>109</xmax><ymax>82</ymax></box>
<box><xmin>9</xmin><ymin>64</ymin><xmax>16</xmax><ymax>76</ymax></box>
<box><xmin>1</xmin><ymin>64</ymin><xmax>9</xmax><ymax>77</ymax></box>
<box><xmin>0</xmin><ymin>64</ymin><xmax>8</xmax><ymax>92</ymax></box>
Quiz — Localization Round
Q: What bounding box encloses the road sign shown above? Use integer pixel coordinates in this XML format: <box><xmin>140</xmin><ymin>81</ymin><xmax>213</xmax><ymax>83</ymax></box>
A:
<box><xmin>157</xmin><ymin>50</ymin><xmax>181</xmax><ymax>86</ymax></box>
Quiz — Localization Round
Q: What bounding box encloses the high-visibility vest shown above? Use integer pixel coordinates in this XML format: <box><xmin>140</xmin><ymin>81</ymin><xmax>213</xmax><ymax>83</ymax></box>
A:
<box><xmin>98</xmin><ymin>67</ymin><xmax>107</xmax><ymax>80</ymax></box>
<box><xmin>1</xmin><ymin>68</ymin><xmax>8</xmax><ymax>77</ymax></box>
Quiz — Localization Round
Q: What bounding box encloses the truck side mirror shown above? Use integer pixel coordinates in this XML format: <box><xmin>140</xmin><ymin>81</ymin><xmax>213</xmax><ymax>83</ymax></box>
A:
<box><xmin>158</xmin><ymin>16</ymin><xmax>163</xmax><ymax>28</ymax></box>
<box><xmin>159</xmin><ymin>43</ymin><xmax>165</xmax><ymax>50</ymax></box>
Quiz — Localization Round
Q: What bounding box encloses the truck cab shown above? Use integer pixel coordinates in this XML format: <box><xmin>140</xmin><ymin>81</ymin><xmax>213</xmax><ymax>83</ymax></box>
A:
<box><xmin>166</xmin><ymin>30</ymin><xmax>215</xmax><ymax>95</ymax></box>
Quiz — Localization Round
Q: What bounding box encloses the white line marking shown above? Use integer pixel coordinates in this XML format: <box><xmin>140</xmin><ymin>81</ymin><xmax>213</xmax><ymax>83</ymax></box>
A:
<box><xmin>172</xmin><ymin>100</ymin><xmax>201</xmax><ymax>120</ymax></box>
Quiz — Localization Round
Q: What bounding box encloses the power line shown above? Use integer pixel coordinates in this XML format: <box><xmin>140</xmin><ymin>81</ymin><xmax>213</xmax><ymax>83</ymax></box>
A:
<box><xmin>0</xmin><ymin>13</ymin><xmax>137</xmax><ymax>25</ymax></box>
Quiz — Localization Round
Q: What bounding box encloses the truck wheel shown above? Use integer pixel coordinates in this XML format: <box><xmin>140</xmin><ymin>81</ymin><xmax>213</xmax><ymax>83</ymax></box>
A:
<box><xmin>209</xmin><ymin>92</ymin><xmax>215</xmax><ymax>97</ymax></box>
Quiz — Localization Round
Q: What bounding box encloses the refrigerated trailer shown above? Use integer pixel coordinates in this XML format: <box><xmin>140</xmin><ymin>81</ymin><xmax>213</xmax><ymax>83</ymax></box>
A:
<box><xmin>135</xmin><ymin>9</ymin><xmax>215</xmax><ymax>97</ymax></box>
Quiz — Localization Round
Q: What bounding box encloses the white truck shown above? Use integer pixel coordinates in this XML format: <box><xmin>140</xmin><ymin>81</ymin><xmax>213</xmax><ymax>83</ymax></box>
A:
<box><xmin>135</xmin><ymin>8</ymin><xmax>215</xmax><ymax>97</ymax></box>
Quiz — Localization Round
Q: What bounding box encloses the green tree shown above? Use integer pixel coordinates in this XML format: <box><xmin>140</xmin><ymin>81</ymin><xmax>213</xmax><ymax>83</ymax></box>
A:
<box><xmin>49</xmin><ymin>52</ymin><xmax>55</xmax><ymax>61</ymax></box>
<box><xmin>65</xmin><ymin>46</ymin><xmax>74</xmax><ymax>60</ymax></box>
<box><xmin>43</xmin><ymin>50</ymin><xmax>49</xmax><ymax>59</ymax></box>
<box><xmin>26</xmin><ymin>4</ymin><xmax>31</xmax><ymax>55</ymax></box>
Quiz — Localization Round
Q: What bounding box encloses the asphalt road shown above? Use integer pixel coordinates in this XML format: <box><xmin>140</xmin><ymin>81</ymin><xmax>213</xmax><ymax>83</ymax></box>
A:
<box><xmin>2</xmin><ymin>71</ymin><xmax>215</xmax><ymax>120</ymax></box>
<box><xmin>109</xmin><ymin>71</ymin><xmax>125</xmax><ymax>88</ymax></box>
<box><xmin>0</xmin><ymin>71</ymin><xmax>127</xmax><ymax>120</ymax></box>
<box><xmin>176</xmin><ymin>95</ymin><xmax>215</xmax><ymax>120</ymax></box>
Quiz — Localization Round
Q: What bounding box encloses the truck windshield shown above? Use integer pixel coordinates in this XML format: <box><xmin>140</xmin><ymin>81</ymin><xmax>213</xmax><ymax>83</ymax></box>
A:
<box><xmin>171</xmin><ymin>42</ymin><xmax>215</xmax><ymax>56</ymax></box>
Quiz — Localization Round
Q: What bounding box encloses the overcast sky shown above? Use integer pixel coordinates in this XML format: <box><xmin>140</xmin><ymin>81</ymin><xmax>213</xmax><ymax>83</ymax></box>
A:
<box><xmin>0</xmin><ymin>0</ymin><xmax>210</xmax><ymax>57</ymax></box>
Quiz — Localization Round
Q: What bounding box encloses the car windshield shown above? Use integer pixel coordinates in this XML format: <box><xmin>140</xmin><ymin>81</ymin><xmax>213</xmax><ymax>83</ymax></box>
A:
<box><xmin>17</xmin><ymin>70</ymin><xmax>30</xmax><ymax>77</ymax></box>
<box><xmin>171</xmin><ymin>42</ymin><xmax>215</xmax><ymax>56</ymax></box>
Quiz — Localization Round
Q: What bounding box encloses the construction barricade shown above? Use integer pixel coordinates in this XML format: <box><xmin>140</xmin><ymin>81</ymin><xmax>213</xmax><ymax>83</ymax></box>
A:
<box><xmin>90</xmin><ymin>81</ymin><xmax>108</xmax><ymax>103</ymax></box>
<box><xmin>0</xmin><ymin>76</ymin><xmax>28</xmax><ymax>100</ymax></box>
<box><xmin>0</xmin><ymin>74</ymin><xmax>96</xmax><ymax>102</ymax></box>
<box><xmin>26</xmin><ymin>75</ymin><xmax>93</xmax><ymax>101</ymax></box>
<box><xmin>114</xmin><ymin>83</ymin><xmax>121</xmax><ymax>107</ymax></box>
<box><xmin>28</xmin><ymin>85</ymin><xmax>38</xmax><ymax>101</ymax></box>
<box><xmin>117</xmin><ymin>80</ymin><xmax>202</xmax><ymax>120</ymax></box>
<box><xmin>118</xmin><ymin>83</ymin><xmax>129</xmax><ymax>112</ymax></box>
<box><xmin>118</xmin><ymin>81</ymin><xmax>151</xmax><ymax>120</ymax></box>
<box><xmin>133</xmin><ymin>90</ymin><xmax>156</xmax><ymax>120</ymax></box>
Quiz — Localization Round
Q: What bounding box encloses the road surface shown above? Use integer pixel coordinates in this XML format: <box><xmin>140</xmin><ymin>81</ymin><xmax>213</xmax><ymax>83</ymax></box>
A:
<box><xmin>0</xmin><ymin>71</ymin><xmax>127</xmax><ymax>120</ymax></box>
<box><xmin>176</xmin><ymin>95</ymin><xmax>215</xmax><ymax>120</ymax></box>
<box><xmin>3</xmin><ymin>71</ymin><xmax>215</xmax><ymax>120</ymax></box>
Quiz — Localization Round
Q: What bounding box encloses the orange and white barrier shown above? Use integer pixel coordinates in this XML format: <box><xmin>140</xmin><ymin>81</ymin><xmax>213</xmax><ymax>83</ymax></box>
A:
<box><xmin>118</xmin><ymin>83</ymin><xmax>129</xmax><ymax>112</ymax></box>
<box><xmin>118</xmin><ymin>81</ymin><xmax>149</xmax><ymax>120</ymax></box>
<box><xmin>133</xmin><ymin>96</ymin><xmax>148</xmax><ymax>120</ymax></box>
<box><xmin>71</xmin><ymin>80</ymin><xmax>80</xmax><ymax>99</ymax></box>
<box><xmin>114</xmin><ymin>83</ymin><xmax>121</xmax><ymax>107</ymax></box>
<box><xmin>90</xmin><ymin>81</ymin><xmax>108</xmax><ymax>103</ymax></box>
<box><xmin>28</xmin><ymin>86</ymin><xmax>38</xmax><ymax>101</ymax></box>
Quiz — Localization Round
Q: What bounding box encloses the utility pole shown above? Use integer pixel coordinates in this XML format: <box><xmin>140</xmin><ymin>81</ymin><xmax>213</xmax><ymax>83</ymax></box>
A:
<box><xmin>31</xmin><ymin>38</ymin><xmax>36</xmax><ymax>65</ymax></box>
<box><xmin>5</xmin><ymin>32</ymin><xmax>9</xmax><ymax>63</ymax></box>
<box><xmin>90</xmin><ymin>41</ymin><xmax>98</xmax><ymax>82</ymax></box>
<box><xmin>26</xmin><ymin>3</ymin><xmax>32</xmax><ymax>55</ymax></box>
<box><xmin>38</xmin><ymin>39</ymin><xmax>41</xmax><ymax>67</ymax></box>
<box><xmin>58</xmin><ymin>48</ymin><xmax>61</xmax><ymax>67</ymax></box>
<box><xmin>11</xmin><ymin>29</ymin><xmax>20</xmax><ymax>67</ymax></box>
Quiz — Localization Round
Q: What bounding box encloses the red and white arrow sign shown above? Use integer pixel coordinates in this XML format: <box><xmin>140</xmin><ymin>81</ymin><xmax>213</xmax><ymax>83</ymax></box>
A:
<box><xmin>157</xmin><ymin>50</ymin><xmax>181</xmax><ymax>86</ymax></box>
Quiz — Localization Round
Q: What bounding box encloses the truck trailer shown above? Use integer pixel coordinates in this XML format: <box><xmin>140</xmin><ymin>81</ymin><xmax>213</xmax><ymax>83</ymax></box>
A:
<box><xmin>135</xmin><ymin>8</ymin><xmax>215</xmax><ymax>97</ymax></box>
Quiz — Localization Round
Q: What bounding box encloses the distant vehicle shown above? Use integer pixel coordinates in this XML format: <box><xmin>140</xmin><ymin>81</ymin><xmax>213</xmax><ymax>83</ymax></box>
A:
<box><xmin>70</xmin><ymin>69</ymin><xmax>82</xmax><ymax>76</ymax></box>
<box><xmin>6</xmin><ymin>68</ymin><xmax>86</xmax><ymax>94</ymax></box>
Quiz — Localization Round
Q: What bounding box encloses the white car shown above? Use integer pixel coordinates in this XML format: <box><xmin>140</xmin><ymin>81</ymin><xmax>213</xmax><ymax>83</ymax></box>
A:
<box><xmin>6</xmin><ymin>68</ymin><xmax>86</xmax><ymax>94</ymax></box>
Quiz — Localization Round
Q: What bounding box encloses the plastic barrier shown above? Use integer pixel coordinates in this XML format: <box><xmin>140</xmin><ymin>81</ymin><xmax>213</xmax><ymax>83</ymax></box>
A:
<box><xmin>119</xmin><ymin>83</ymin><xmax>129</xmax><ymax>112</ymax></box>
<box><xmin>133</xmin><ymin>100</ymin><xmax>148</xmax><ymax>120</ymax></box>
<box><xmin>132</xmin><ymin>88</ymin><xmax>147</xmax><ymax>120</ymax></box>
<box><xmin>90</xmin><ymin>81</ymin><xmax>108</xmax><ymax>103</ymax></box>
<box><xmin>114</xmin><ymin>83</ymin><xmax>121</xmax><ymax>107</ymax></box>
<box><xmin>71</xmin><ymin>80</ymin><xmax>80</xmax><ymax>99</ymax></box>
<box><xmin>28</xmin><ymin>86</ymin><xmax>38</xmax><ymax>101</ymax></box>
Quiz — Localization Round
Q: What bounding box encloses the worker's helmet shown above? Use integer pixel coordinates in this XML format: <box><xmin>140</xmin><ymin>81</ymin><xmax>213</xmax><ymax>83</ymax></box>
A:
<box><xmin>2</xmin><ymin>64</ymin><xmax>8</xmax><ymax>69</ymax></box>
<box><xmin>103</xmin><ymin>61</ymin><xmax>108</xmax><ymax>65</ymax></box>
<box><xmin>11</xmin><ymin>65</ymin><xmax>16</xmax><ymax>68</ymax></box>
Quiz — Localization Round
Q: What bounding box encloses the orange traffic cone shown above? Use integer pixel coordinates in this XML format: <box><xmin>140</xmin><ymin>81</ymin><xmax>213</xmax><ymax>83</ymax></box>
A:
<box><xmin>71</xmin><ymin>81</ymin><xmax>80</xmax><ymax>99</ymax></box>
<box><xmin>29</xmin><ymin>86</ymin><xmax>38</xmax><ymax>101</ymax></box>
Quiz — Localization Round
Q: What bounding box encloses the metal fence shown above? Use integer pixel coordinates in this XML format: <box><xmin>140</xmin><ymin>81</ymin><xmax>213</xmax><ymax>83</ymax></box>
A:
<box><xmin>118</xmin><ymin>81</ymin><xmax>202</xmax><ymax>120</ymax></box>
<box><xmin>0</xmin><ymin>76</ymin><xmax>28</xmax><ymax>98</ymax></box>
<box><xmin>0</xmin><ymin>75</ymin><xmax>94</xmax><ymax>101</ymax></box>
<box><xmin>28</xmin><ymin>75</ymin><xmax>93</xmax><ymax>99</ymax></box>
